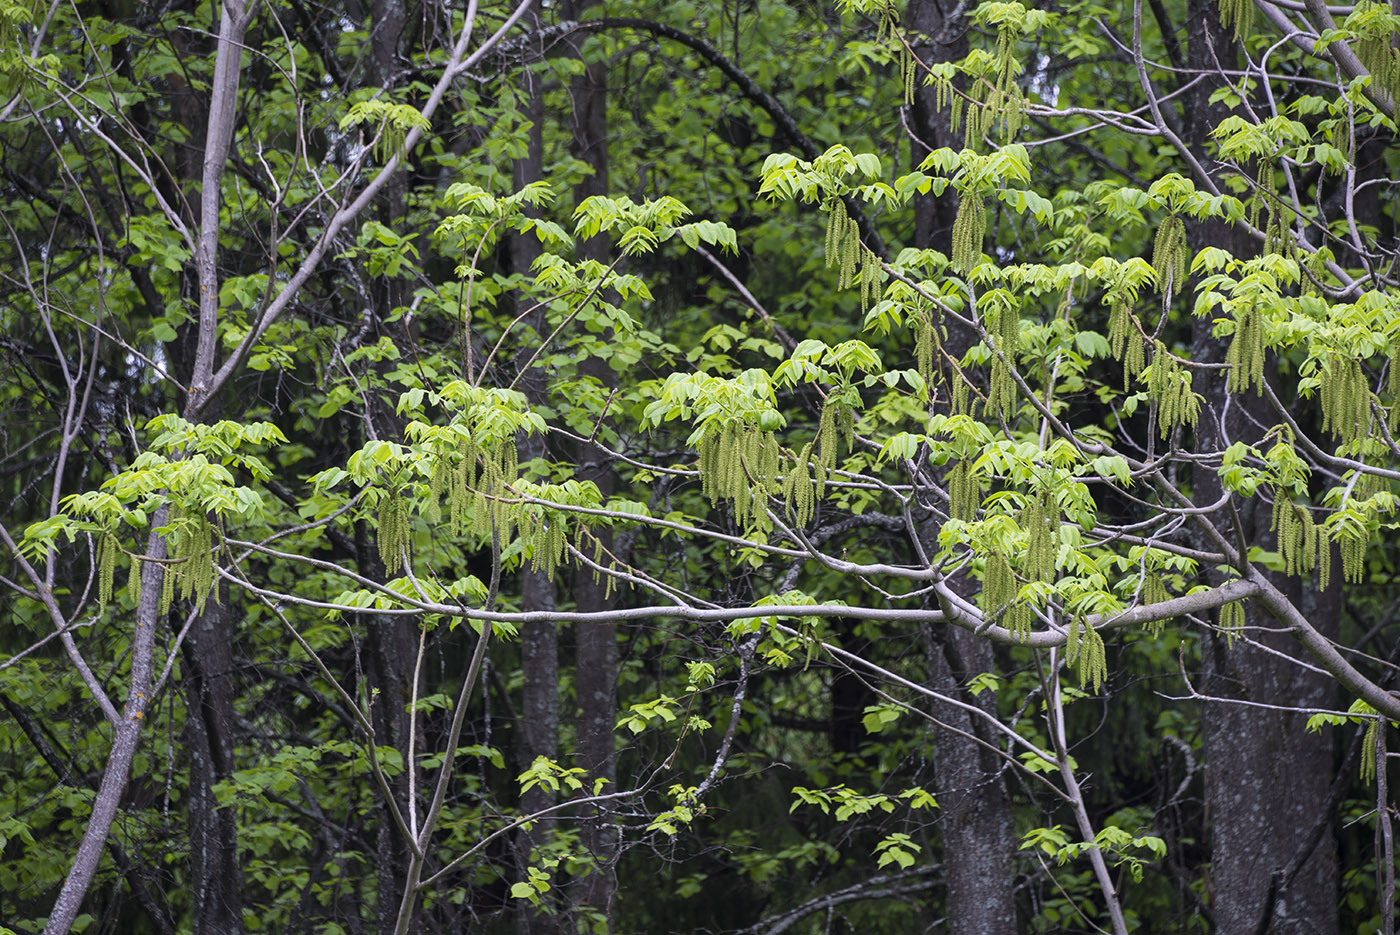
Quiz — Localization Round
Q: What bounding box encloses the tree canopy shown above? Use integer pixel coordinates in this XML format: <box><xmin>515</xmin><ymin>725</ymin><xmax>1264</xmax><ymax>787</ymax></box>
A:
<box><xmin>4</xmin><ymin>0</ymin><xmax>1400</xmax><ymax>933</ymax></box>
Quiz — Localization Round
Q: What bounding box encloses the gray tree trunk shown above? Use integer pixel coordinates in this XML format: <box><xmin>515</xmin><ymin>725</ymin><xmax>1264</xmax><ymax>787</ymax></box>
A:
<box><xmin>510</xmin><ymin>44</ymin><xmax>562</xmax><ymax>935</ymax></box>
<box><xmin>1184</xmin><ymin>4</ymin><xmax>1340</xmax><ymax>925</ymax></box>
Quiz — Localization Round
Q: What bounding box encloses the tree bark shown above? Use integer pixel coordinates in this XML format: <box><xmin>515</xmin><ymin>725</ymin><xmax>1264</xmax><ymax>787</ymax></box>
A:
<box><xmin>561</xmin><ymin>3</ymin><xmax>620</xmax><ymax>924</ymax></box>
<box><xmin>182</xmin><ymin>595</ymin><xmax>245</xmax><ymax>935</ymax></box>
<box><xmin>510</xmin><ymin>43</ymin><xmax>562</xmax><ymax>935</ymax></box>
<box><xmin>43</xmin><ymin>519</ymin><xmax>168</xmax><ymax>935</ymax></box>
<box><xmin>927</xmin><ymin>624</ymin><xmax>1019</xmax><ymax>935</ymax></box>
<box><xmin>1178</xmin><ymin>2</ymin><xmax>1341</xmax><ymax>930</ymax></box>
<box><xmin>906</xmin><ymin>5</ymin><xmax>1016</xmax><ymax>927</ymax></box>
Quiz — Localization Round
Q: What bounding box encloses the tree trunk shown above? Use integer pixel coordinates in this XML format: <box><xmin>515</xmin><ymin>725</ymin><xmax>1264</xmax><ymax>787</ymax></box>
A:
<box><xmin>1183</xmin><ymin>2</ymin><xmax>1340</xmax><ymax>929</ymax></box>
<box><xmin>906</xmin><ymin>5</ymin><xmax>1017</xmax><ymax>927</ymax></box>
<box><xmin>182</xmin><ymin>595</ymin><xmax>244</xmax><ymax>935</ymax></box>
<box><xmin>561</xmin><ymin>3</ymin><xmax>621</xmax><ymax>924</ymax></box>
<box><xmin>510</xmin><ymin>44</ymin><xmax>562</xmax><ymax>935</ymax></box>
<box><xmin>927</xmin><ymin>624</ymin><xmax>1018</xmax><ymax>934</ymax></box>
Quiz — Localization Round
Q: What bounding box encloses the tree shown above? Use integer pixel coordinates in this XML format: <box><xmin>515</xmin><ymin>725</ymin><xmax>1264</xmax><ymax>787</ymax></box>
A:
<box><xmin>5</xmin><ymin>0</ymin><xmax>1400</xmax><ymax>933</ymax></box>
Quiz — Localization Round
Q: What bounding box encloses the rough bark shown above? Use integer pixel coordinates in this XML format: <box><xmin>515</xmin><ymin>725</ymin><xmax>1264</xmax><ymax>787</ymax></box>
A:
<box><xmin>927</xmin><ymin>624</ymin><xmax>1019</xmax><ymax>935</ymax></box>
<box><xmin>182</xmin><ymin>594</ymin><xmax>245</xmax><ymax>935</ymax></box>
<box><xmin>905</xmin><ymin>4</ymin><xmax>1017</xmax><ymax>929</ymax></box>
<box><xmin>1184</xmin><ymin>5</ymin><xmax>1339</xmax><ymax>926</ymax></box>
<box><xmin>561</xmin><ymin>3</ymin><xmax>620</xmax><ymax>924</ymax></box>
<box><xmin>510</xmin><ymin>46</ymin><xmax>562</xmax><ymax>935</ymax></box>
<box><xmin>906</xmin><ymin>0</ymin><xmax>967</xmax><ymax>251</ymax></box>
<box><xmin>43</xmin><ymin>520</ymin><xmax>168</xmax><ymax>935</ymax></box>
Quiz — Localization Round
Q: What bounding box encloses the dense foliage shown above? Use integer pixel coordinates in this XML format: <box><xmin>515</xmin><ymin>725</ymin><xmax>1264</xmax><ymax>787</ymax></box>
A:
<box><xmin>4</xmin><ymin>0</ymin><xmax>1400</xmax><ymax>933</ymax></box>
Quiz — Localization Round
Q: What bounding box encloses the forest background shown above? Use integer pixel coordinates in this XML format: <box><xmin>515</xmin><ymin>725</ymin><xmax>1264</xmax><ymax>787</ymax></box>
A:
<box><xmin>3</xmin><ymin>0</ymin><xmax>1400</xmax><ymax>932</ymax></box>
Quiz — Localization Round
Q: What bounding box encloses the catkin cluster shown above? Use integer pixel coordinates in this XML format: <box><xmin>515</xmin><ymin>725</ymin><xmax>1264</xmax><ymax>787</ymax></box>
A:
<box><xmin>951</xmin><ymin>28</ymin><xmax>1026</xmax><ymax>147</ymax></box>
<box><xmin>422</xmin><ymin>434</ymin><xmax>521</xmax><ymax>558</ymax></box>
<box><xmin>1140</xmin><ymin>573</ymin><xmax>1170</xmax><ymax>637</ymax></box>
<box><xmin>825</xmin><ymin>198</ymin><xmax>881</xmax><ymax>310</ymax></box>
<box><xmin>377</xmin><ymin>491</ymin><xmax>412</xmax><ymax>575</ymax></box>
<box><xmin>1021</xmin><ymin>494</ymin><xmax>1059</xmax><ymax>584</ymax></box>
<box><xmin>952</xmin><ymin>192</ymin><xmax>986</xmax><ymax>274</ymax></box>
<box><xmin>698</xmin><ymin>423</ymin><xmax>785</xmax><ymax>533</ymax></box>
<box><xmin>1108</xmin><ymin>294</ymin><xmax>1146</xmax><ymax>387</ymax></box>
<box><xmin>1216</xmin><ymin>0</ymin><xmax>1256</xmax><ymax>39</ymax></box>
<box><xmin>1152</xmin><ymin>215</ymin><xmax>1188</xmax><ymax>300</ymax></box>
<box><xmin>98</xmin><ymin>532</ymin><xmax>119</xmax><ymax>608</ymax></box>
<box><xmin>1225</xmin><ymin>303</ymin><xmax>1265</xmax><ymax>394</ymax></box>
<box><xmin>985</xmin><ymin>301</ymin><xmax>1020</xmax><ymax>419</ymax></box>
<box><xmin>1218</xmin><ymin>600</ymin><xmax>1246</xmax><ymax>646</ymax></box>
<box><xmin>1318</xmin><ymin>356</ymin><xmax>1370</xmax><ymax>444</ymax></box>
<box><xmin>159</xmin><ymin>504</ymin><xmax>215</xmax><ymax>615</ymax></box>
<box><xmin>1145</xmin><ymin>343</ymin><xmax>1200</xmax><ymax>439</ymax></box>
<box><xmin>517</xmin><ymin>508</ymin><xmax>570</xmax><ymax>581</ymax></box>
<box><xmin>1065</xmin><ymin>615</ymin><xmax>1107</xmax><ymax>691</ymax></box>
<box><xmin>1357</xmin><ymin>32</ymin><xmax>1400</xmax><ymax>111</ymax></box>
<box><xmin>947</xmin><ymin>460</ymin><xmax>980</xmax><ymax>521</ymax></box>
<box><xmin>1389</xmin><ymin>341</ymin><xmax>1400</xmax><ymax>431</ymax></box>
<box><xmin>1272</xmin><ymin>497</ymin><xmax>1331</xmax><ymax>586</ymax></box>
<box><xmin>1340</xmin><ymin>525</ymin><xmax>1370</xmax><ymax>584</ymax></box>
<box><xmin>979</xmin><ymin>550</ymin><xmax>1017</xmax><ymax>626</ymax></box>
<box><xmin>1262</xmin><ymin>209</ymin><xmax>1296</xmax><ymax>261</ymax></box>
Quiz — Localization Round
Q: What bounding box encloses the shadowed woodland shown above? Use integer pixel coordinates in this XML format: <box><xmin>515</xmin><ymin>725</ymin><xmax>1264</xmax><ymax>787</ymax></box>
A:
<box><xmin>4</xmin><ymin>0</ymin><xmax>1400</xmax><ymax>932</ymax></box>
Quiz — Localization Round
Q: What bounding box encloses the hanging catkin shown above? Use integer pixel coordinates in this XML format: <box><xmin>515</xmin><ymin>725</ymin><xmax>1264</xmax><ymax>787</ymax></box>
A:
<box><xmin>1225</xmin><ymin>303</ymin><xmax>1265</xmax><ymax>394</ymax></box>
<box><xmin>952</xmin><ymin>191</ymin><xmax>986</xmax><ymax>274</ymax></box>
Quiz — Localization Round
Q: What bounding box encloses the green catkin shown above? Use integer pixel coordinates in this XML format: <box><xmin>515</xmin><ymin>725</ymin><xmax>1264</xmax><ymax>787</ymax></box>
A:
<box><xmin>1389</xmin><ymin>340</ymin><xmax>1400</xmax><ymax>432</ymax></box>
<box><xmin>762</xmin><ymin>433</ymin><xmax>781</xmax><ymax>494</ymax></box>
<box><xmin>1145</xmin><ymin>343</ymin><xmax>1199</xmax><ymax>439</ymax></box>
<box><xmin>1217</xmin><ymin>0</ymin><xmax>1255</xmax><ymax>41</ymax></box>
<box><xmin>786</xmin><ymin>443</ymin><xmax>816</xmax><ymax>527</ymax></box>
<box><xmin>980</xmin><ymin>551</ymin><xmax>1016</xmax><ymax>623</ymax></box>
<box><xmin>1219</xmin><ymin>600</ymin><xmax>1245</xmax><ymax>647</ymax></box>
<box><xmin>98</xmin><ymin>533</ymin><xmax>116</xmax><ymax>607</ymax></box>
<box><xmin>1226</xmin><ymin>303</ymin><xmax>1265</xmax><ymax>394</ymax></box>
<box><xmin>426</xmin><ymin>454</ymin><xmax>447</xmax><ymax>524</ymax></box>
<box><xmin>160</xmin><ymin>549</ymin><xmax>176</xmax><ymax>616</ymax></box>
<box><xmin>1317</xmin><ymin>522</ymin><xmax>1332</xmax><ymax>590</ymax></box>
<box><xmin>952</xmin><ymin>374</ymin><xmax>970</xmax><ymax>416</ymax></box>
<box><xmin>378</xmin><ymin>492</ymin><xmax>407</xmax><ymax>574</ymax></box>
<box><xmin>948</xmin><ymin>460</ymin><xmax>979</xmax><ymax>522</ymax></box>
<box><xmin>1066</xmin><ymin>613</ymin><xmax>1081</xmax><ymax>662</ymax></box>
<box><xmin>952</xmin><ymin>191</ymin><xmax>986</xmax><ymax>274</ymax></box>
<box><xmin>1152</xmin><ymin>215</ymin><xmax>1187</xmax><ymax>300</ymax></box>
<box><xmin>1007</xmin><ymin>602</ymin><xmax>1033</xmax><ymax>643</ymax></box>
<box><xmin>1341</xmin><ymin>531</ymin><xmax>1367</xmax><ymax>584</ymax></box>
<box><xmin>1362</xmin><ymin>715</ymin><xmax>1381</xmax><ymax>784</ymax></box>
<box><xmin>698</xmin><ymin>434</ymin><xmax>716</xmax><ymax>503</ymax></box>
<box><xmin>1071</xmin><ymin>624</ymin><xmax>1106</xmax><ymax>692</ymax></box>
<box><xmin>818</xmin><ymin>403</ymin><xmax>839</xmax><ymax>469</ymax></box>
<box><xmin>715</xmin><ymin>428</ymin><xmax>736</xmax><ymax>506</ymax></box>
<box><xmin>1124</xmin><ymin>329</ymin><xmax>1146</xmax><ymax>388</ymax></box>
<box><xmin>1023</xmin><ymin>495</ymin><xmax>1056</xmax><ymax>582</ymax></box>
<box><xmin>183</xmin><ymin>517</ymin><xmax>213</xmax><ymax>611</ymax></box>
<box><xmin>1142</xmin><ymin>574</ymin><xmax>1169</xmax><ymax>637</ymax></box>
<box><xmin>1274</xmin><ymin>496</ymin><xmax>1300</xmax><ymax>576</ymax></box>
<box><xmin>825</xmin><ymin>198</ymin><xmax>847</xmax><ymax>270</ymax></box>
<box><xmin>916</xmin><ymin>314</ymin><xmax>938</xmax><ymax>391</ymax></box>
<box><xmin>1357</xmin><ymin>33</ymin><xmax>1400</xmax><ymax>108</ymax></box>
<box><xmin>860</xmin><ymin>248</ymin><xmax>880</xmax><ymax>311</ymax></box>
<box><xmin>1320</xmin><ymin>357</ymin><xmax>1370</xmax><ymax>444</ymax></box>
<box><xmin>126</xmin><ymin>550</ymin><xmax>143</xmax><ymax>606</ymax></box>
<box><xmin>840</xmin><ymin>218</ymin><xmax>860</xmax><ymax>290</ymax></box>
<box><xmin>903</xmin><ymin>45</ymin><xmax>916</xmax><ymax>106</ymax></box>
<box><xmin>1108</xmin><ymin>297</ymin><xmax>1131</xmax><ymax>360</ymax></box>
